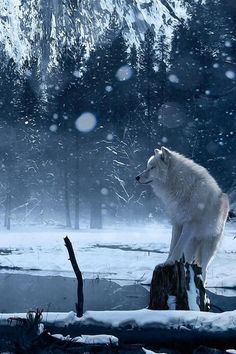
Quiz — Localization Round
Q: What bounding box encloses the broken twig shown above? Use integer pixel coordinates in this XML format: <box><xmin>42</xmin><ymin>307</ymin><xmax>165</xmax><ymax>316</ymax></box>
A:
<box><xmin>64</xmin><ymin>236</ymin><xmax>84</xmax><ymax>317</ymax></box>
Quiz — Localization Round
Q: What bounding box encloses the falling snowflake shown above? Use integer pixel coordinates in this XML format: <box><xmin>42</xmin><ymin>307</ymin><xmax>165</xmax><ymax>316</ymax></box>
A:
<box><xmin>116</xmin><ymin>65</ymin><xmax>133</xmax><ymax>81</ymax></box>
<box><xmin>75</xmin><ymin>112</ymin><xmax>97</xmax><ymax>133</ymax></box>
<box><xmin>225</xmin><ymin>71</ymin><xmax>235</xmax><ymax>79</ymax></box>
<box><xmin>162</xmin><ymin>137</ymin><xmax>168</xmax><ymax>143</ymax></box>
<box><xmin>168</xmin><ymin>74</ymin><xmax>179</xmax><ymax>83</ymax></box>
<box><xmin>105</xmin><ymin>85</ymin><xmax>113</xmax><ymax>92</ymax></box>
<box><xmin>107</xmin><ymin>133</ymin><xmax>113</xmax><ymax>140</ymax></box>
<box><xmin>73</xmin><ymin>70</ymin><xmax>82</xmax><ymax>78</ymax></box>
<box><xmin>225</xmin><ymin>40</ymin><xmax>232</xmax><ymax>47</ymax></box>
<box><xmin>49</xmin><ymin>124</ymin><xmax>57</xmax><ymax>132</ymax></box>
<box><xmin>101</xmin><ymin>188</ymin><xmax>109</xmax><ymax>195</ymax></box>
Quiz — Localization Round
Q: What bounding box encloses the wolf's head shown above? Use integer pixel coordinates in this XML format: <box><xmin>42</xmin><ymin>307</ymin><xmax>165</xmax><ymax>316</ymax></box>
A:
<box><xmin>136</xmin><ymin>146</ymin><xmax>171</xmax><ymax>185</ymax></box>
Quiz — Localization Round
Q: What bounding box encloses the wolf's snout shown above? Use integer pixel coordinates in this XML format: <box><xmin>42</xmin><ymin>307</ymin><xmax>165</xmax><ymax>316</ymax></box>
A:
<box><xmin>136</xmin><ymin>175</ymin><xmax>140</xmax><ymax>181</ymax></box>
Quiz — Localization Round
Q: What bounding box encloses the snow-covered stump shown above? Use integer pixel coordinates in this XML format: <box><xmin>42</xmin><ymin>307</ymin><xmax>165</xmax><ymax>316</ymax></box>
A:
<box><xmin>149</xmin><ymin>260</ymin><xmax>210</xmax><ymax>311</ymax></box>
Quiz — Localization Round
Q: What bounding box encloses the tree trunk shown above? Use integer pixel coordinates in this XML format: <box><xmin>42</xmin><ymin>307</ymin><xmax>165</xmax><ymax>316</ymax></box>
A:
<box><xmin>90</xmin><ymin>201</ymin><xmax>102</xmax><ymax>229</ymax></box>
<box><xmin>64</xmin><ymin>169</ymin><xmax>71</xmax><ymax>228</ymax></box>
<box><xmin>90</xmin><ymin>184</ymin><xmax>102</xmax><ymax>229</ymax></box>
<box><xmin>74</xmin><ymin>189</ymin><xmax>80</xmax><ymax>229</ymax></box>
<box><xmin>149</xmin><ymin>259</ymin><xmax>209</xmax><ymax>311</ymax></box>
<box><xmin>74</xmin><ymin>138</ymin><xmax>80</xmax><ymax>230</ymax></box>
<box><xmin>4</xmin><ymin>191</ymin><xmax>11</xmax><ymax>230</ymax></box>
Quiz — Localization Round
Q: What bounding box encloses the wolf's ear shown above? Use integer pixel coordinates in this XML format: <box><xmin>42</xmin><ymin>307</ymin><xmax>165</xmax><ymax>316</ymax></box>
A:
<box><xmin>154</xmin><ymin>148</ymin><xmax>161</xmax><ymax>155</ymax></box>
<box><xmin>161</xmin><ymin>146</ymin><xmax>171</xmax><ymax>164</ymax></box>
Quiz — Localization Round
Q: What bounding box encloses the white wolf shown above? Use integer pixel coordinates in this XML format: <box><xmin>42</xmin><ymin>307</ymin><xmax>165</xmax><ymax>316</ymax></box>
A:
<box><xmin>136</xmin><ymin>147</ymin><xmax>229</xmax><ymax>280</ymax></box>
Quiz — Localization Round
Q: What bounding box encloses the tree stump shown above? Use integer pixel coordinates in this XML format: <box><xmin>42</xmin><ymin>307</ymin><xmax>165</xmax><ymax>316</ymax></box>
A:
<box><xmin>149</xmin><ymin>259</ymin><xmax>210</xmax><ymax>311</ymax></box>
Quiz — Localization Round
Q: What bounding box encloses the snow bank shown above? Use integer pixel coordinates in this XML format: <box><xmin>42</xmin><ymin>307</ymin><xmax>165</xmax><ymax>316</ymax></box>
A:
<box><xmin>143</xmin><ymin>348</ymin><xmax>166</xmax><ymax>354</ymax></box>
<box><xmin>2</xmin><ymin>309</ymin><xmax>236</xmax><ymax>333</ymax></box>
<box><xmin>76</xmin><ymin>309</ymin><xmax>236</xmax><ymax>332</ymax></box>
<box><xmin>0</xmin><ymin>224</ymin><xmax>235</xmax><ymax>290</ymax></box>
<box><xmin>52</xmin><ymin>333</ymin><xmax>119</xmax><ymax>345</ymax></box>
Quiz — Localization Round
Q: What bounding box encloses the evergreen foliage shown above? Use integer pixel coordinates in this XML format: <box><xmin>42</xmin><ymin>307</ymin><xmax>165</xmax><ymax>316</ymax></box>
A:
<box><xmin>0</xmin><ymin>1</ymin><xmax>235</xmax><ymax>226</ymax></box>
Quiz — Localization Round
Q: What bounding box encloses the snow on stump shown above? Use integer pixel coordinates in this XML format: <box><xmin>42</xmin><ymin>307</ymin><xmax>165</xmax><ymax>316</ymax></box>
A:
<box><xmin>149</xmin><ymin>259</ymin><xmax>209</xmax><ymax>311</ymax></box>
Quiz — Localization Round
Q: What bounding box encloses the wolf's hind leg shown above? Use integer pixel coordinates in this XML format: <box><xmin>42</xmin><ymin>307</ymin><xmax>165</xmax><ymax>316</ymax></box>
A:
<box><xmin>199</xmin><ymin>234</ymin><xmax>222</xmax><ymax>282</ymax></box>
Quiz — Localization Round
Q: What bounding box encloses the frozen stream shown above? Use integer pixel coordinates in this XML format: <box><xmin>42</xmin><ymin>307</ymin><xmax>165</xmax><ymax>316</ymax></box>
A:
<box><xmin>0</xmin><ymin>223</ymin><xmax>235</xmax><ymax>312</ymax></box>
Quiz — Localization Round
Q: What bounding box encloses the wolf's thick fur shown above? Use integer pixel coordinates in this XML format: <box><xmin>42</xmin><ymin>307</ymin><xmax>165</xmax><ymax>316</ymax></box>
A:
<box><xmin>137</xmin><ymin>147</ymin><xmax>229</xmax><ymax>280</ymax></box>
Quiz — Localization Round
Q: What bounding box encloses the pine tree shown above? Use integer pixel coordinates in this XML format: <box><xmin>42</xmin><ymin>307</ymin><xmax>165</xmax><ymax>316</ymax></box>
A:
<box><xmin>169</xmin><ymin>0</ymin><xmax>236</xmax><ymax>188</ymax></box>
<box><xmin>137</xmin><ymin>27</ymin><xmax>157</xmax><ymax>147</ymax></box>
<box><xmin>139</xmin><ymin>26</ymin><xmax>156</xmax><ymax>130</ymax></box>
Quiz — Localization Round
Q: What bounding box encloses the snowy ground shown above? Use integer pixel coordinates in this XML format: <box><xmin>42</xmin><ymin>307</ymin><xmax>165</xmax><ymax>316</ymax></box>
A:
<box><xmin>1</xmin><ymin>308</ymin><xmax>236</xmax><ymax>331</ymax></box>
<box><xmin>0</xmin><ymin>222</ymin><xmax>235</xmax><ymax>292</ymax></box>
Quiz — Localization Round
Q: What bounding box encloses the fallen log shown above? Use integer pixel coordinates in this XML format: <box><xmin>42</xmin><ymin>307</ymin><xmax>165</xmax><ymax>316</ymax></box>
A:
<box><xmin>1</xmin><ymin>309</ymin><xmax>236</xmax><ymax>352</ymax></box>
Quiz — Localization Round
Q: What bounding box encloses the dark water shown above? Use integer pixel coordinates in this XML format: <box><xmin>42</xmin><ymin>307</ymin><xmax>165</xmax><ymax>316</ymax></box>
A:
<box><xmin>0</xmin><ymin>273</ymin><xmax>236</xmax><ymax>313</ymax></box>
<box><xmin>0</xmin><ymin>273</ymin><xmax>148</xmax><ymax>312</ymax></box>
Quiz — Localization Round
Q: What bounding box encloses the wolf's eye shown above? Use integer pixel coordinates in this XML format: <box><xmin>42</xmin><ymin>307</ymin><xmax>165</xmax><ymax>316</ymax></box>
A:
<box><xmin>149</xmin><ymin>166</ymin><xmax>155</xmax><ymax>170</ymax></box>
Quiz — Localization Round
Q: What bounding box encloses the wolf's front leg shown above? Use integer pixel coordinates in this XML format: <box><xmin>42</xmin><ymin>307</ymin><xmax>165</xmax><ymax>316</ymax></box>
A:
<box><xmin>159</xmin><ymin>224</ymin><xmax>183</xmax><ymax>267</ymax></box>
<box><xmin>167</xmin><ymin>221</ymin><xmax>198</xmax><ymax>264</ymax></box>
<box><xmin>167</xmin><ymin>224</ymin><xmax>183</xmax><ymax>261</ymax></box>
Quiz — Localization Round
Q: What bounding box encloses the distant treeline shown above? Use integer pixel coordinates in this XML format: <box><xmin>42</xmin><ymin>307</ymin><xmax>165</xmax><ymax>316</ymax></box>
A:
<box><xmin>0</xmin><ymin>0</ymin><xmax>235</xmax><ymax>228</ymax></box>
